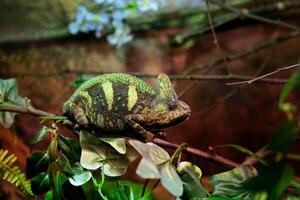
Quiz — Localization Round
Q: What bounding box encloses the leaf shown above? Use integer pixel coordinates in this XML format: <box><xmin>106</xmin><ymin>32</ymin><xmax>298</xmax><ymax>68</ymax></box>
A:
<box><xmin>53</xmin><ymin>171</ymin><xmax>68</xmax><ymax>200</ymax></box>
<box><xmin>0</xmin><ymin>78</ymin><xmax>26</xmax><ymax>128</ymax></box>
<box><xmin>101</xmin><ymin>180</ymin><xmax>154</xmax><ymax>200</ymax></box>
<box><xmin>45</xmin><ymin>191</ymin><xmax>53</xmax><ymax>200</ymax></box>
<box><xmin>48</xmin><ymin>139</ymin><xmax>58</xmax><ymax>162</ymax></box>
<box><xmin>57</xmin><ymin>153</ymin><xmax>73</xmax><ymax>175</ymax></box>
<box><xmin>129</xmin><ymin>140</ymin><xmax>170</xmax><ymax>165</ymax></box>
<box><xmin>217</xmin><ymin>144</ymin><xmax>267</xmax><ymax>166</ymax></box>
<box><xmin>31</xmin><ymin>172</ymin><xmax>51</xmax><ymax>195</ymax></box>
<box><xmin>30</xmin><ymin>126</ymin><xmax>49</xmax><ymax>145</ymax></box>
<box><xmin>68</xmin><ymin>163</ymin><xmax>92</xmax><ymax>186</ymax></box>
<box><xmin>244</xmin><ymin>160</ymin><xmax>294</xmax><ymax>199</ymax></box>
<box><xmin>57</xmin><ymin>134</ymin><xmax>81</xmax><ymax>162</ymax></box>
<box><xmin>267</xmin><ymin>122</ymin><xmax>298</xmax><ymax>153</ymax></box>
<box><xmin>136</xmin><ymin>158</ymin><xmax>160</xmax><ymax>179</ymax></box>
<box><xmin>204</xmin><ymin>197</ymin><xmax>235</xmax><ymax>200</ymax></box>
<box><xmin>160</xmin><ymin>162</ymin><xmax>184</xmax><ymax>197</ymax></box>
<box><xmin>0</xmin><ymin>149</ymin><xmax>33</xmax><ymax>196</ymax></box>
<box><xmin>26</xmin><ymin>151</ymin><xmax>50</xmax><ymax>178</ymax></box>
<box><xmin>209</xmin><ymin>165</ymin><xmax>256</xmax><ymax>200</ymax></box>
<box><xmin>279</xmin><ymin>68</ymin><xmax>300</xmax><ymax>109</ymax></box>
<box><xmin>177</xmin><ymin>161</ymin><xmax>208</xmax><ymax>199</ymax></box>
<box><xmin>100</xmin><ymin>138</ymin><xmax>126</xmax><ymax>154</ymax></box>
<box><xmin>73</xmin><ymin>75</ymin><xmax>94</xmax><ymax>89</ymax></box>
<box><xmin>80</xmin><ymin>131</ymin><xmax>138</xmax><ymax>177</ymax></box>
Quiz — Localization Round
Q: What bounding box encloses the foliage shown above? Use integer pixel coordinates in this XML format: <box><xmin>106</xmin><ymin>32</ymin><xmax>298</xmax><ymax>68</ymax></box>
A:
<box><xmin>1</xmin><ymin>68</ymin><xmax>300</xmax><ymax>200</ymax></box>
<box><xmin>0</xmin><ymin>78</ymin><xmax>25</xmax><ymax>128</ymax></box>
<box><xmin>0</xmin><ymin>149</ymin><xmax>33</xmax><ymax>196</ymax></box>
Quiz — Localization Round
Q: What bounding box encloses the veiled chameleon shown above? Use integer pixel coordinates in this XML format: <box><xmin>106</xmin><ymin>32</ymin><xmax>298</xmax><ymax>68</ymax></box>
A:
<box><xmin>63</xmin><ymin>73</ymin><xmax>190</xmax><ymax>140</ymax></box>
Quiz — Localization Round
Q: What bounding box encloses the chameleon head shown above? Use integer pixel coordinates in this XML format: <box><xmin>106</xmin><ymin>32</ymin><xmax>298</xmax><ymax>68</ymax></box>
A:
<box><xmin>149</xmin><ymin>74</ymin><xmax>191</xmax><ymax>128</ymax></box>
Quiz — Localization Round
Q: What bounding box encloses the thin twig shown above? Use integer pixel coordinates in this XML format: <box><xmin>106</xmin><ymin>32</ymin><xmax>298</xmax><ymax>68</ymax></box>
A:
<box><xmin>208</xmin><ymin>0</ymin><xmax>300</xmax><ymax>32</ymax></box>
<box><xmin>205</xmin><ymin>0</ymin><xmax>230</xmax><ymax>73</ymax></box>
<box><xmin>7</xmin><ymin>70</ymin><xmax>288</xmax><ymax>84</ymax></box>
<box><xmin>227</xmin><ymin>63</ymin><xmax>300</xmax><ymax>85</ymax></box>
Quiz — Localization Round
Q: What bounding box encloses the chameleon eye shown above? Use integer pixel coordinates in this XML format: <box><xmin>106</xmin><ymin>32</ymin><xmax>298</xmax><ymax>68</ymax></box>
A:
<box><xmin>168</xmin><ymin>102</ymin><xmax>178</xmax><ymax>110</ymax></box>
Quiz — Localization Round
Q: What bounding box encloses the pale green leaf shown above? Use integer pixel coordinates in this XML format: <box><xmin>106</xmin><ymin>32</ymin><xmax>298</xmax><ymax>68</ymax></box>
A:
<box><xmin>129</xmin><ymin>140</ymin><xmax>170</xmax><ymax>165</ymax></box>
<box><xmin>0</xmin><ymin>78</ymin><xmax>26</xmax><ymax>128</ymax></box>
<box><xmin>80</xmin><ymin>131</ymin><xmax>138</xmax><ymax>177</ymax></box>
<box><xmin>68</xmin><ymin>163</ymin><xmax>92</xmax><ymax>186</ymax></box>
<box><xmin>160</xmin><ymin>162</ymin><xmax>183</xmax><ymax>197</ymax></box>
<box><xmin>101</xmin><ymin>138</ymin><xmax>126</xmax><ymax>154</ymax></box>
<box><xmin>136</xmin><ymin>159</ymin><xmax>160</xmax><ymax>179</ymax></box>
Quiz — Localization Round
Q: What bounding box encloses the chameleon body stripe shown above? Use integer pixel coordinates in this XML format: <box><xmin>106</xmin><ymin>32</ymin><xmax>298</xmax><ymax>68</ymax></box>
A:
<box><xmin>127</xmin><ymin>85</ymin><xmax>138</xmax><ymax>111</ymax></box>
<box><xmin>102</xmin><ymin>81</ymin><xmax>114</xmax><ymax>111</ymax></box>
<box><xmin>97</xmin><ymin>114</ymin><xmax>104</xmax><ymax>128</ymax></box>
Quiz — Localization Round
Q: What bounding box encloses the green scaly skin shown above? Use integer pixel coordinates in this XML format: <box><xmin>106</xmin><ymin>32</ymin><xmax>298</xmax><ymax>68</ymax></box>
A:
<box><xmin>63</xmin><ymin>73</ymin><xmax>191</xmax><ymax>140</ymax></box>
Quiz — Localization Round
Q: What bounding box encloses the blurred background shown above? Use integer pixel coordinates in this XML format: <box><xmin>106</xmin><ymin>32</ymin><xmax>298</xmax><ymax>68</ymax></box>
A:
<box><xmin>0</xmin><ymin>0</ymin><xmax>300</xmax><ymax>199</ymax></box>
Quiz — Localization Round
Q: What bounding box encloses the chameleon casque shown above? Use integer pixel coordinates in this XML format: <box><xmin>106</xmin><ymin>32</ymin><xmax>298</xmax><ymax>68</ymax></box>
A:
<box><xmin>63</xmin><ymin>73</ymin><xmax>190</xmax><ymax>140</ymax></box>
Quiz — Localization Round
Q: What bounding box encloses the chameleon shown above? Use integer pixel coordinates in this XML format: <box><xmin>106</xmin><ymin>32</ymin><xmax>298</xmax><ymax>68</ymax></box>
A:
<box><xmin>63</xmin><ymin>73</ymin><xmax>190</xmax><ymax>140</ymax></box>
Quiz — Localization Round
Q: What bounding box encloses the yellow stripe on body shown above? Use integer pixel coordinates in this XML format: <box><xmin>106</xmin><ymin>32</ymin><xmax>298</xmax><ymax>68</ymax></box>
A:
<box><xmin>102</xmin><ymin>81</ymin><xmax>114</xmax><ymax>111</ymax></box>
<box><xmin>127</xmin><ymin>85</ymin><xmax>138</xmax><ymax>111</ymax></box>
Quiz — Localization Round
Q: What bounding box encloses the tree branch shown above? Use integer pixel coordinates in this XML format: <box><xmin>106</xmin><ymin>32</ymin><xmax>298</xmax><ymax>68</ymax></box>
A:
<box><xmin>6</xmin><ymin>70</ymin><xmax>288</xmax><ymax>84</ymax></box>
<box><xmin>153</xmin><ymin>138</ymin><xmax>239</xmax><ymax>168</ymax></box>
<box><xmin>208</xmin><ymin>0</ymin><xmax>300</xmax><ymax>32</ymax></box>
<box><xmin>0</xmin><ymin>104</ymin><xmax>239</xmax><ymax>169</ymax></box>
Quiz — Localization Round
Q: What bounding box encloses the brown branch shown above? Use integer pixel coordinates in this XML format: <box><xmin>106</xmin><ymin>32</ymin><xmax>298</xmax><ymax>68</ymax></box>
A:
<box><xmin>208</xmin><ymin>0</ymin><xmax>300</xmax><ymax>32</ymax></box>
<box><xmin>153</xmin><ymin>138</ymin><xmax>239</xmax><ymax>168</ymax></box>
<box><xmin>7</xmin><ymin>70</ymin><xmax>288</xmax><ymax>84</ymax></box>
<box><xmin>0</xmin><ymin>103</ymin><xmax>239</xmax><ymax>169</ymax></box>
<box><xmin>0</xmin><ymin>105</ymin><xmax>55</xmax><ymax>117</ymax></box>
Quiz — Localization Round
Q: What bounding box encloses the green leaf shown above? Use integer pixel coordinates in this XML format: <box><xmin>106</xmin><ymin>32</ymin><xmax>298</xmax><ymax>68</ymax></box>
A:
<box><xmin>0</xmin><ymin>78</ymin><xmax>26</xmax><ymax>128</ymax></box>
<box><xmin>101</xmin><ymin>180</ymin><xmax>154</xmax><ymax>200</ymax></box>
<box><xmin>30</xmin><ymin>126</ymin><xmax>49</xmax><ymax>145</ymax></box>
<box><xmin>73</xmin><ymin>75</ymin><xmax>94</xmax><ymax>89</ymax></box>
<box><xmin>160</xmin><ymin>162</ymin><xmax>183</xmax><ymax>197</ymax></box>
<box><xmin>217</xmin><ymin>144</ymin><xmax>267</xmax><ymax>166</ymax></box>
<box><xmin>57</xmin><ymin>134</ymin><xmax>81</xmax><ymax>162</ymax></box>
<box><xmin>68</xmin><ymin>163</ymin><xmax>92</xmax><ymax>186</ymax></box>
<box><xmin>53</xmin><ymin>171</ymin><xmax>68</xmax><ymax>200</ymax></box>
<box><xmin>136</xmin><ymin>158</ymin><xmax>160</xmax><ymax>179</ymax></box>
<box><xmin>244</xmin><ymin>160</ymin><xmax>294</xmax><ymax>199</ymax></box>
<box><xmin>57</xmin><ymin>153</ymin><xmax>73</xmax><ymax>175</ymax></box>
<box><xmin>177</xmin><ymin>161</ymin><xmax>208</xmax><ymax>199</ymax></box>
<box><xmin>204</xmin><ymin>197</ymin><xmax>234</xmax><ymax>200</ymax></box>
<box><xmin>279</xmin><ymin>68</ymin><xmax>300</xmax><ymax>109</ymax></box>
<box><xmin>48</xmin><ymin>139</ymin><xmax>58</xmax><ymax>162</ymax></box>
<box><xmin>45</xmin><ymin>191</ymin><xmax>53</xmax><ymax>200</ymax></box>
<box><xmin>26</xmin><ymin>151</ymin><xmax>50</xmax><ymax>178</ymax></box>
<box><xmin>268</xmin><ymin>122</ymin><xmax>298</xmax><ymax>153</ymax></box>
<box><xmin>209</xmin><ymin>165</ymin><xmax>256</xmax><ymax>200</ymax></box>
<box><xmin>129</xmin><ymin>140</ymin><xmax>170</xmax><ymax>165</ymax></box>
<box><xmin>80</xmin><ymin>131</ymin><xmax>138</xmax><ymax>177</ymax></box>
<box><xmin>31</xmin><ymin>172</ymin><xmax>51</xmax><ymax>195</ymax></box>
<box><xmin>100</xmin><ymin>138</ymin><xmax>126</xmax><ymax>154</ymax></box>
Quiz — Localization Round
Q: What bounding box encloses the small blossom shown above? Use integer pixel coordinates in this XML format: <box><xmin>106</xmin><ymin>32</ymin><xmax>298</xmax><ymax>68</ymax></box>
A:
<box><xmin>107</xmin><ymin>26</ymin><xmax>133</xmax><ymax>48</ymax></box>
<box><xmin>68</xmin><ymin>22</ymin><xmax>80</xmax><ymax>34</ymax></box>
<box><xmin>137</xmin><ymin>0</ymin><xmax>161</xmax><ymax>12</ymax></box>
